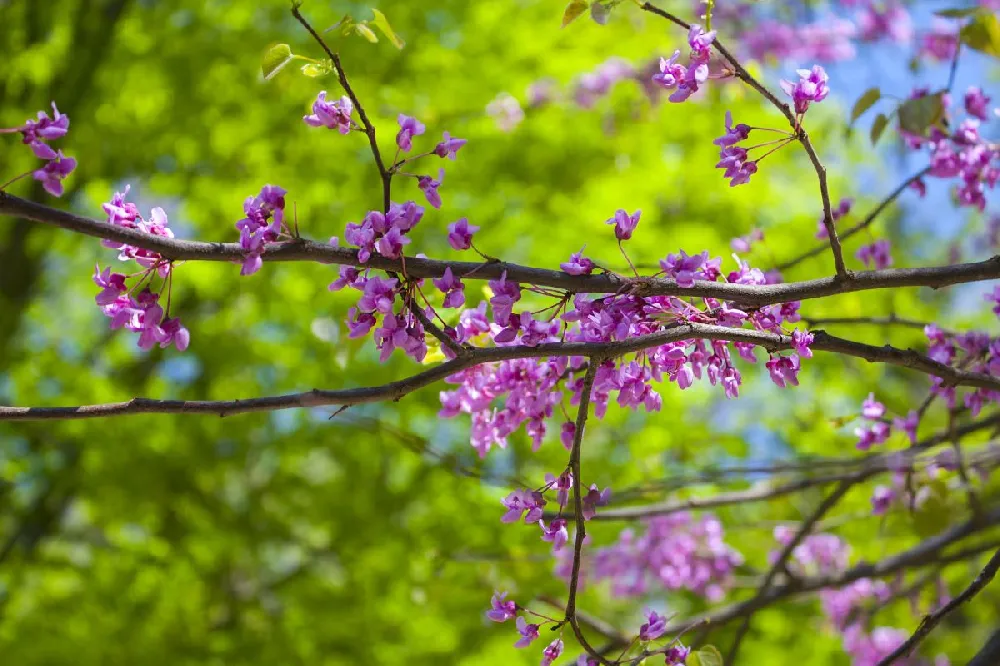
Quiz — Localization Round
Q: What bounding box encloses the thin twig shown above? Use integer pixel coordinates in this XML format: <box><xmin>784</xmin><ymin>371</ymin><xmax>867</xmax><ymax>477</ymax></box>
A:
<box><xmin>564</xmin><ymin>362</ymin><xmax>614</xmax><ymax>666</ymax></box>
<box><xmin>875</xmin><ymin>546</ymin><xmax>1000</xmax><ymax>666</ymax></box>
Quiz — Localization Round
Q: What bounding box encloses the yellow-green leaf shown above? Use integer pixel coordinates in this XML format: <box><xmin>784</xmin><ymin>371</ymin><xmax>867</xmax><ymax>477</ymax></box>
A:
<box><xmin>301</xmin><ymin>60</ymin><xmax>333</xmax><ymax>78</ymax></box>
<box><xmin>960</xmin><ymin>12</ymin><xmax>1000</xmax><ymax>59</ymax></box>
<box><xmin>355</xmin><ymin>23</ymin><xmax>379</xmax><ymax>43</ymax></box>
<box><xmin>695</xmin><ymin>645</ymin><xmax>724</xmax><ymax>666</ymax></box>
<box><xmin>261</xmin><ymin>43</ymin><xmax>293</xmax><ymax>80</ymax></box>
<box><xmin>371</xmin><ymin>9</ymin><xmax>405</xmax><ymax>49</ymax></box>
<box><xmin>562</xmin><ymin>0</ymin><xmax>588</xmax><ymax>27</ymax></box>
<box><xmin>898</xmin><ymin>93</ymin><xmax>944</xmax><ymax>136</ymax></box>
<box><xmin>850</xmin><ymin>87</ymin><xmax>881</xmax><ymax>125</ymax></box>
<box><xmin>870</xmin><ymin>113</ymin><xmax>889</xmax><ymax>145</ymax></box>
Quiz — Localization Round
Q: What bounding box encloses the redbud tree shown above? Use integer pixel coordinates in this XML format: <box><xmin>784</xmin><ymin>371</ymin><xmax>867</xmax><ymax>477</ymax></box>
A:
<box><xmin>1</xmin><ymin>1</ymin><xmax>1000</xmax><ymax>665</ymax></box>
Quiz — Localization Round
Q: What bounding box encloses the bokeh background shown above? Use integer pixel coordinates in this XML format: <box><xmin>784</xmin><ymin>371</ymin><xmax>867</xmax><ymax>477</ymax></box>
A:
<box><xmin>0</xmin><ymin>0</ymin><xmax>998</xmax><ymax>664</ymax></box>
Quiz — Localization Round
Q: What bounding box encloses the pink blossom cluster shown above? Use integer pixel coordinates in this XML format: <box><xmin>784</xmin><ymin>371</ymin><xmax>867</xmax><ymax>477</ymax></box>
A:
<box><xmin>905</xmin><ymin>87</ymin><xmax>999</xmax><ymax>213</ymax></box>
<box><xmin>925</xmin><ymin>324</ymin><xmax>1000</xmax><ymax>415</ymax></box>
<box><xmin>93</xmin><ymin>186</ymin><xmax>189</xmax><ymax>351</ymax></box>
<box><xmin>1</xmin><ymin>102</ymin><xmax>76</xmax><ymax>196</ymax></box>
<box><xmin>773</xmin><ymin>528</ymin><xmax>949</xmax><ymax>666</ymax></box>
<box><xmin>579</xmin><ymin>512</ymin><xmax>744</xmax><ymax>601</ymax></box>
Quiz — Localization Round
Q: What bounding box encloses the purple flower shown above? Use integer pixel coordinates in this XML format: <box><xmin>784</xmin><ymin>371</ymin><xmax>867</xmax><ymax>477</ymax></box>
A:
<box><xmin>489</xmin><ymin>271</ymin><xmax>522</xmax><ymax>325</ymax></box>
<box><xmin>486</xmin><ymin>591</ymin><xmax>517</xmax><ymax>623</ymax></box>
<box><xmin>346</xmin><ymin>308</ymin><xmax>376</xmax><ymax>338</ymax></box>
<box><xmin>374</xmin><ymin>226</ymin><xmax>410</xmax><ymax>259</ymax></box>
<box><xmin>560</xmin><ymin>422</ymin><xmax>576</xmax><ymax>450</ymax></box>
<box><xmin>514</xmin><ymin>617</ymin><xmax>540</xmax><ymax>648</ymax></box>
<box><xmin>539</xmin><ymin>518</ymin><xmax>569</xmax><ymax>551</ymax></box>
<box><xmin>303</xmin><ymin>91</ymin><xmax>353</xmax><ymax>133</ymax></box>
<box><xmin>447</xmin><ymin>217</ymin><xmax>479</xmax><ymax>250</ymax></box>
<box><xmin>18</xmin><ymin>102</ymin><xmax>69</xmax><ymax>159</ymax></box>
<box><xmin>560</xmin><ymin>248</ymin><xmax>594</xmax><ymax>275</ymax></box>
<box><xmin>856</xmin><ymin>240</ymin><xmax>892</xmax><ymax>269</ymax></box>
<box><xmin>893</xmin><ymin>410</ymin><xmax>919</xmax><ymax>445</ymax></box>
<box><xmin>780</xmin><ymin>65</ymin><xmax>830</xmax><ymax>115</ymax></box>
<box><xmin>501</xmin><ymin>489</ymin><xmax>546</xmax><ymax>524</ymax></box>
<box><xmin>396</xmin><ymin>114</ymin><xmax>426</xmax><ymax>152</ymax></box>
<box><xmin>433</xmin><ymin>131</ymin><xmax>467</xmax><ymax>159</ymax></box>
<box><xmin>871</xmin><ymin>485</ymin><xmax>895</xmax><ymax>516</ymax></box>
<box><xmin>32</xmin><ymin>151</ymin><xmax>76</xmax><ymax>197</ymax></box>
<box><xmin>418</xmin><ymin>169</ymin><xmax>444</xmax><ymax>209</ymax></box>
<box><xmin>433</xmin><ymin>267</ymin><xmax>466</xmax><ymax>308</ymax></box>
<box><xmin>541</xmin><ymin>638</ymin><xmax>564</xmax><ymax>666</ymax></box>
<box><xmin>582</xmin><ymin>484</ymin><xmax>611</xmax><ymax>520</ymax></box>
<box><xmin>965</xmin><ymin>86</ymin><xmax>992</xmax><ymax>121</ymax></box>
<box><xmin>665</xmin><ymin>645</ymin><xmax>691</xmax><ymax>665</ymax></box>
<box><xmin>329</xmin><ymin>266</ymin><xmax>363</xmax><ymax>292</ymax></box>
<box><xmin>652</xmin><ymin>51</ymin><xmax>687</xmax><ymax>90</ymax></box>
<box><xmin>855</xmin><ymin>421</ymin><xmax>890</xmax><ymax>450</ymax></box>
<box><xmin>345</xmin><ymin>220</ymin><xmax>376</xmax><ymax>263</ymax></box>
<box><xmin>92</xmin><ymin>264</ymin><xmax>127</xmax><ymax>306</ymax></box>
<box><xmin>357</xmin><ymin>277</ymin><xmax>398</xmax><ymax>314</ymax></box>
<box><xmin>791</xmin><ymin>329</ymin><xmax>814</xmax><ymax>359</ymax></box>
<box><xmin>688</xmin><ymin>24</ymin><xmax>716</xmax><ymax>58</ymax></box>
<box><xmin>716</xmin><ymin>146</ymin><xmax>757</xmax><ymax>187</ymax></box>
<box><xmin>766</xmin><ymin>354</ymin><xmax>801</xmax><ymax>388</ymax></box>
<box><xmin>862</xmin><ymin>392</ymin><xmax>886</xmax><ymax>419</ymax></box>
<box><xmin>714</xmin><ymin>110</ymin><xmax>751</xmax><ymax>147</ymax></box>
<box><xmin>639</xmin><ymin>609</ymin><xmax>668</xmax><ymax>642</ymax></box>
<box><xmin>607</xmin><ymin>208</ymin><xmax>641</xmax><ymax>241</ymax></box>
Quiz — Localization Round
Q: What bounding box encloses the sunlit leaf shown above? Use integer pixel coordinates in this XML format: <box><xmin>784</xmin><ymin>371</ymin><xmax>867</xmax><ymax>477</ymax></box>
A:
<box><xmin>562</xmin><ymin>0</ymin><xmax>589</xmax><ymax>27</ymax></box>
<box><xmin>371</xmin><ymin>9</ymin><xmax>405</xmax><ymax>49</ymax></box>
<box><xmin>261</xmin><ymin>43</ymin><xmax>294</xmax><ymax>80</ymax></box>
<box><xmin>960</xmin><ymin>12</ymin><xmax>1000</xmax><ymax>59</ymax></box>
<box><xmin>355</xmin><ymin>23</ymin><xmax>379</xmax><ymax>43</ymax></box>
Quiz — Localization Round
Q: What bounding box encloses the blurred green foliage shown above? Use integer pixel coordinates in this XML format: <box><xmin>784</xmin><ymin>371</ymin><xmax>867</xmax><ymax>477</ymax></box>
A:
<box><xmin>0</xmin><ymin>1</ymin><xmax>997</xmax><ymax>664</ymax></box>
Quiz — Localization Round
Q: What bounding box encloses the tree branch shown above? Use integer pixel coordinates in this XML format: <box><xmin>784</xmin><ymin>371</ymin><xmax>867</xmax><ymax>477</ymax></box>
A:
<box><xmin>2</xmin><ymin>323</ymin><xmax>998</xmax><ymax>421</ymax></box>
<box><xmin>1</xmin><ymin>193</ymin><xmax>998</xmax><ymax>308</ymax></box>
<box><xmin>725</xmin><ymin>478</ymin><xmax>857</xmax><ymax>663</ymax></box>
<box><xmin>875</xmin><ymin>546</ymin><xmax>1000</xmax><ymax>666</ymax></box>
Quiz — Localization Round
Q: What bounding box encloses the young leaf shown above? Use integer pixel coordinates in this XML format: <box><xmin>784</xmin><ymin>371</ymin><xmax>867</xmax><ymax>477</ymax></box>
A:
<box><xmin>371</xmin><ymin>9</ymin><xmax>405</xmax><ymax>49</ymax></box>
<box><xmin>355</xmin><ymin>22</ymin><xmax>379</xmax><ymax>43</ymax></box>
<box><xmin>898</xmin><ymin>93</ymin><xmax>944</xmax><ymax>135</ymax></box>
<box><xmin>261</xmin><ymin>43</ymin><xmax>294</xmax><ymax>80</ymax></box>
<box><xmin>935</xmin><ymin>7</ymin><xmax>984</xmax><ymax>18</ymax></box>
<box><xmin>562</xmin><ymin>0</ymin><xmax>588</xmax><ymax>27</ymax></box>
<box><xmin>301</xmin><ymin>60</ymin><xmax>333</xmax><ymax>78</ymax></box>
<box><xmin>870</xmin><ymin>113</ymin><xmax>889</xmax><ymax>145</ymax></box>
<box><xmin>695</xmin><ymin>646</ymin><xmax>724</xmax><ymax>666</ymax></box>
<box><xmin>850</xmin><ymin>87</ymin><xmax>881</xmax><ymax>125</ymax></box>
<box><xmin>960</xmin><ymin>12</ymin><xmax>1000</xmax><ymax>59</ymax></box>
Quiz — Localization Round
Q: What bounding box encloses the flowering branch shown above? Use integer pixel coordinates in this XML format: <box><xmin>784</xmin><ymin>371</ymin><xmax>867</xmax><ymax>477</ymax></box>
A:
<box><xmin>3</xmin><ymin>323</ymin><xmax>1000</xmax><ymax>421</ymax></box>
<box><xmin>1</xmin><ymin>192</ymin><xmax>998</xmax><ymax>308</ymax></box>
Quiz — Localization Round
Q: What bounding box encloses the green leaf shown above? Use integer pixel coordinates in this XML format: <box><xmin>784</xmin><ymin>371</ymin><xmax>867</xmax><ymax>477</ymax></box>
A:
<box><xmin>355</xmin><ymin>23</ymin><xmax>379</xmax><ymax>43</ymax></box>
<box><xmin>960</xmin><ymin>12</ymin><xmax>1000</xmax><ymax>59</ymax></box>
<box><xmin>562</xmin><ymin>0</ymin><xmax>589</xmax><ymax>27</ymax></box>
<box><xmin>695</xmin><ymin>646</ymin><xmax>724</xmax><ymax>666</ymax></box>
<box><xmin>261</xmin><ymin>43</ymin><xmax>294</xmax><ymax>80</ymax></box>
<box><xmin>897</xmin><ymin>93</ymin><xmax>944</xmax><ymax>136</ymax></box>
<box><xmin>849</xmin><ymin>87</ymin><xmax>881</xmax><ymax>125</ymax></box>
<box><xmin>914</xmin><ymin>478</ymin><xmax>952</xmax><ymax>538</ymax></box>
<box><xmin>324</xmin><ymin>14</ymin><xmax>353</xmax><ymax>34</ymax></box>
<box><xmin>935</xmin><ymin>7</ymin><xmax>985</xmax><ymax>18</ymax></box>
<box><xmin>301</xmin><ymin>60</ymin><xmax>333</xmax><ymax>78</ymax></box>
<box><xmin>870</xmin><ymin>113</ymin><xmax>889</xmax><ymax>145</ymax></box>
<box><xmin>687</xmin><ymin>654</ymin><xmax>701</xmax><ymax>666</ymax></box>
<box><xmin>371</xmin><ymin>9</ymin><xmax>405</xmax><ymax>49</ymax></box>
